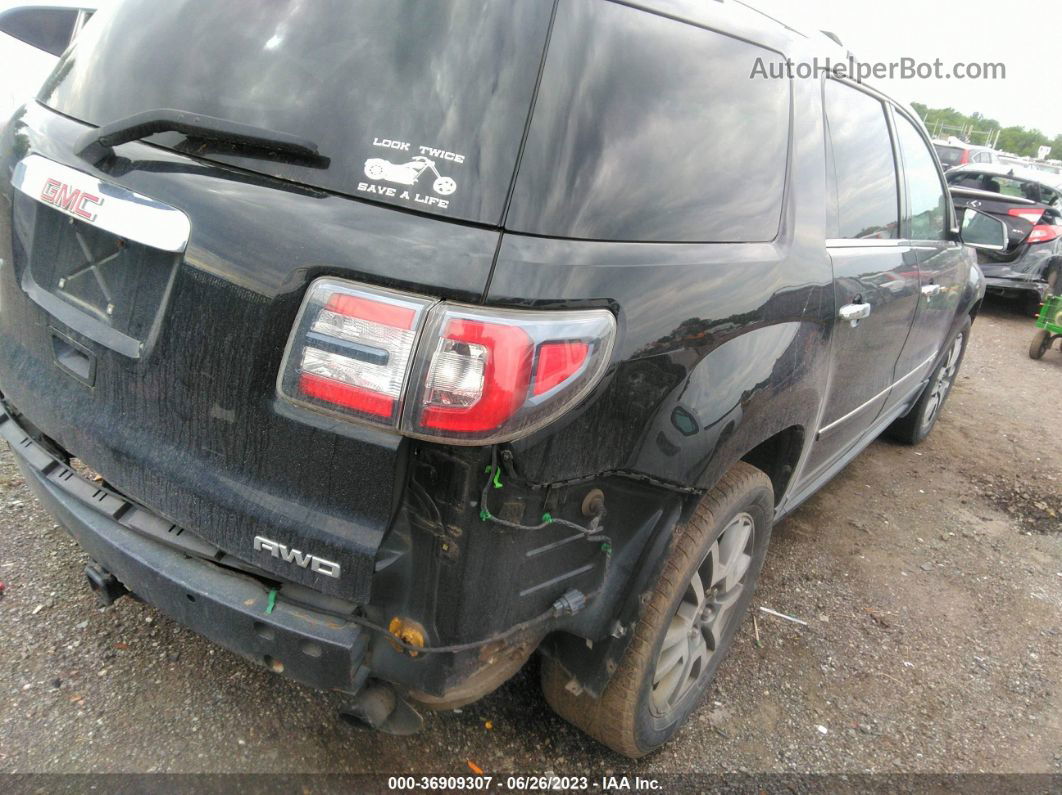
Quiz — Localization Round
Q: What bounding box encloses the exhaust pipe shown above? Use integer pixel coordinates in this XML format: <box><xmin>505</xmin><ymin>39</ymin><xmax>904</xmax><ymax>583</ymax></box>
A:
<box><xmin>84</xmin><ymin>562</ymin><xmax>128</xmax><ymax>607</ymax></box>
<box><xmin>340</xmin><ymin>683</ymin><xmax>424</xmax><ymax>736</ymax></box>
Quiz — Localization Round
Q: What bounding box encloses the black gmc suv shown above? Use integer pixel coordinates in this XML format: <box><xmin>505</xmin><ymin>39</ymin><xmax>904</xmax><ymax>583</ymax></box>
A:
<box><xmin>0</xmin><ymin>0</ymin><xmax>1001</xmax><ymax>757</ymax></box>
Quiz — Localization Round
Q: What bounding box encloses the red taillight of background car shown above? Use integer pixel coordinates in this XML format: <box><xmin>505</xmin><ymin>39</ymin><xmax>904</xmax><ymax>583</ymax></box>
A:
<box><xmin>1026</xmin><ymin>224</ymin><xmax>1060</xmax><ymax>244</ymax></box>
<box><xmin>1007</xmin><ymin>207</ymin><xmax>1045</xmax><ymax>225</ymax></box>
<box><xmin>278</xmin><ymin>278</ymin><xmax>616</xmax><ymax>444</ymax></box>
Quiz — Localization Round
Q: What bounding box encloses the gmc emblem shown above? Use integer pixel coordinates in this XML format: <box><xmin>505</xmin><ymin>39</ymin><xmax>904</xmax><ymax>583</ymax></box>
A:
<box><xmin>40</xmin><ymin>177</ymin><xmax>103</xmax><ymax>222</ymax></box>
<box><xmin>253</xmin><ymin>535</ymin><xmax>341</xmax><ymax>579</ymax></box>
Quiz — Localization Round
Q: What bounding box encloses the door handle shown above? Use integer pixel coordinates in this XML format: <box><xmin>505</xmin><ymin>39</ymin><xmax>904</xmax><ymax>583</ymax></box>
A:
<box><xmin>921</xmin><ymin>284</ymin><xmax>943</xmax><ymax>298</ymax></box>
<box><xmin>839</xmin><ymin>302</ymin><xmax>871</xmax><ymax>327</ymax></box>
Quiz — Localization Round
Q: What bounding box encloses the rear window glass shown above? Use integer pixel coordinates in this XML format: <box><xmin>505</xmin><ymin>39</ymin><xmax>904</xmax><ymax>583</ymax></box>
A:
<box><xmin>38</xmin><ymin>0</ymin><xmax>552</xmax><ymax>225</ymax></box>
<box><xmin>947</xmin><ymin>171</ymin><xmax>1062</xmax><ymax>209</ymax></box>
<box><xmin>0</xmin><ymin>6</ymin><xmax>77</xmax><ymax>56</ymax></box>
<box><xmin>933</xmin><ymin>145</ymin><xmax>964</xmax><ymax>167</ymax></box>
<box><xmin>506</xmin><ymin>0</ymin><xmax>791</xmax><ymax>243</ymax></box>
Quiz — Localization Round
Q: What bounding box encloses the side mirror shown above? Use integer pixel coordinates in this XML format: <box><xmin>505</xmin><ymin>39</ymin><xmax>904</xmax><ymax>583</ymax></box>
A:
<box><xmin>959</xmin><ymin>208</ymin><xmax>1008</xmax><ymax>251</ymax></box>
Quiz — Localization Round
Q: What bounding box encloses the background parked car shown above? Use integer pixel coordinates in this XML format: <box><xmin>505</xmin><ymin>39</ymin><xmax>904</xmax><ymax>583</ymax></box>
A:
<box><xmin>0</xmin><ymin>0</ymin><xmax>98</xmax><ymax>122</ymax></box>
<box><xmin>948</xmin><ymin>163</ymin><xmax>1062</xmax><ymax>311</ymax></box>
<box><xmin>933</xmin><ymin>138</ymin><xmax>1004</xmax><ymax>170</ymax></box>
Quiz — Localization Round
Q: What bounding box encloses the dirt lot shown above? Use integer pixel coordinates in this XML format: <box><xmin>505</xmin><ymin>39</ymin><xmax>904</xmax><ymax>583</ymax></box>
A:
<box><xmin>0</xmin><ymin>299</ymin><xmax>1059</xmax><ymax>776</ymax></box>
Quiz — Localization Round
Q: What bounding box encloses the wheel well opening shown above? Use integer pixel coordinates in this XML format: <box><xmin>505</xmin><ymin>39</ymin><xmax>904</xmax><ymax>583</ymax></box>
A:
<box><xmin>741</xmin><ymin>426</ymin><xmax>804</xmax><ymax>506</ymax></box>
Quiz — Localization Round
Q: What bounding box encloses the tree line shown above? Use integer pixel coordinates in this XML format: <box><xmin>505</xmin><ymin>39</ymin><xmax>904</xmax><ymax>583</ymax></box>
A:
<box><xmin>912</xmin><ymin>102</ymin><xmax>1062</xmax><ymax>160</ymax></box>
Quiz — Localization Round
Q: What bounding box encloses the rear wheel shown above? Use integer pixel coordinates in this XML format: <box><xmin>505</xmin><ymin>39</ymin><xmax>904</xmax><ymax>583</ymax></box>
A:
<box><xmin>541</xmin><ymin>462</ymin><xmax>773</xmax><ymax>758</ymax></box>
<box><xmin>1029</xmin><ymin>329</ymin><xmax>1051</xmax><ymax>360</ymax></box>
<box><xmin>887</xmin><ymin>319</ymin><xmax>970</xmax><ymax>445</ymax></box>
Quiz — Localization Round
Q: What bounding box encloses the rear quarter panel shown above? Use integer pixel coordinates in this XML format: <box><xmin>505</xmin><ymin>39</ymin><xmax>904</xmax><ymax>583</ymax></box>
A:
<box><xmin>486</xmin><ymin>65</ymin><xmax>833</xmax><ymax>500</ymax></box>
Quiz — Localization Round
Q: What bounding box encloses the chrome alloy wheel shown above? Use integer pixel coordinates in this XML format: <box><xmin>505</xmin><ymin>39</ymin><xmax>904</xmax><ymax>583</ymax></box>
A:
<box><xmin>921</xmin><ymin>333</ymin><xmax>963</xmax><ymax>432</ymax></box>
<box><xmin>649</xmin><ymin>512</ymin><xmax>754</xmax><ymax>717</ymax></box>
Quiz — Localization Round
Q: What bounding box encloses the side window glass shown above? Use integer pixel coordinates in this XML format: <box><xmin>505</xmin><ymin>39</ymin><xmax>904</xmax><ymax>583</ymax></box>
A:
<box><xmin>0</xmin><ymin>7</ymin><xmax>78</xmax><ymax>56</ymax></box>
<box><xmin>895</xmin><ymin>115</ymin><xmax>947</xmax><ymax>241</ymax></box>
<box><xmin>824</xmin><ymin>81</ymin><xmax>900</xmax><ymax>240</ymax></box>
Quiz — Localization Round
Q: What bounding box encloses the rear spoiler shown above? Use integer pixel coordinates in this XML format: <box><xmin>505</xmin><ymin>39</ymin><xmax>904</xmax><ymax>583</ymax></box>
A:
<box><xmin>948</xmin><ymin>185</ymin><xmax>1038</xmax><ymax>206</ymax></box>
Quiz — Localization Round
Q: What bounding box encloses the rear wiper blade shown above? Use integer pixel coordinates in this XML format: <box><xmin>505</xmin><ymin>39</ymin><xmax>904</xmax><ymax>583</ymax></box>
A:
<box><xmin>77</xmin><ymin>108</ymin><xmax>321</xmax><ymax>162</ymax></box>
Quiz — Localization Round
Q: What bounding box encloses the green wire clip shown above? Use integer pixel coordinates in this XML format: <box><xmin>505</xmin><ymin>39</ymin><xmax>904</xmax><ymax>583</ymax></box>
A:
<box><xmin>265</xmin><ymin>588</ymin><xmax>278</xmax><ymax>614</ymax></box>
<box><xmin>541</xmin><ymin>512</ymin><xmax>553</xmax><ymax>524</ymax></box>
<box><xmin>483</xmin><ymin>465</ymin><xmax>503</xmax><ymax>489</ymax></box>
<box><xmin>601</xmin><ymin>542</ymin><xmax>613</xmax><ymax>554</ymax></box>
<box><xmin>479</xmin><ymin>507</ymin><xmax>492</xmax><ymax>522</ymax></box>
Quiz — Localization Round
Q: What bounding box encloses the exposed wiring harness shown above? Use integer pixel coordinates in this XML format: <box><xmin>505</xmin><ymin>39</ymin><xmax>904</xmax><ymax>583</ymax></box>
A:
<box><xmin>350</xmin><ymin>587</ymin><xmax>588</xmax><ymax>655</ymax></box>
<box><xmin>353</xmin><ymin>447</ymin><xmax>614</xmax><ymax>655</ymax></box>
<box><xmin>478</xmin><ymin>447</ymin><xmax>610</xmax><ymax>546</ymax></box>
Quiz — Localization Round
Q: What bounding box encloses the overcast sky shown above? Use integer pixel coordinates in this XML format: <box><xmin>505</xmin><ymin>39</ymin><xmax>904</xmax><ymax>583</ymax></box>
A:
<box><xmin>748</xmin><ymin>0</ymin><xmax>1062</xmax><ymax>139</ymax></box>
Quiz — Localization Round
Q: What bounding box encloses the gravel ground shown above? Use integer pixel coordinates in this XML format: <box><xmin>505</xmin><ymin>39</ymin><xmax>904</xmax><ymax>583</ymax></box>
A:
<box><xmin>0</xmin><ymin>299</ymin><xmax>1059</xmax><ymax>775</ymax></box>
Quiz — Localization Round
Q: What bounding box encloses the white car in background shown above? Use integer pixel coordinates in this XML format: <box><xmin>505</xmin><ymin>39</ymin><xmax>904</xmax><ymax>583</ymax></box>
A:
<box><xmin>932</xmin><ymin>138</ymin><xmax>1004</xmax><ymax>170</ymax></box>
<box><xmin>0</xmin><ymin>0</ymin><xmax>99</xmax><ymax>122</ymax></box>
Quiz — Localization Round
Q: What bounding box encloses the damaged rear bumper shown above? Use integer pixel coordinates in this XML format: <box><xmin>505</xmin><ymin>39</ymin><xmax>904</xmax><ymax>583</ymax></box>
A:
<box><xmin>0</xmin><ymin>407</ymin><xmax>368</xmax><ymax>692</ymax></box>
<box><xmin>983</xmin><ymin>275</ymin><xmax>1046</xmax><ymax>299</ymax></box>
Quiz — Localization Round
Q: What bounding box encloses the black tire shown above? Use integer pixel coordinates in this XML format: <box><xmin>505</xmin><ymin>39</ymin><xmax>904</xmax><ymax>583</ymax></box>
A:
<box><xmin>887</xmin><ymin>318</ymin><xmax>970</xmax><ymax>445</ymax></box>
<box><xmin>1029</xmin><ymin>329</ymin><xmax>1051</xmax><ymax>360</ymax></box>
<box><xmin>540</xmin><ymin>462</ymin><xmax>773</xmax><ymax>758</ymax></box>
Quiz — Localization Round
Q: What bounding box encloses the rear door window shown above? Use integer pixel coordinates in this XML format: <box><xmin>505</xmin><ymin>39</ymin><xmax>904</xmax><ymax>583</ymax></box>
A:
<box><xmin>895</xmin><ymin>115</ymin><xmax>948</xmax><ymax>241</ymax></box>
<box><xmin>0</xmin><ymin>6</ymin><xmax>78</xmax><ymax>56</ymax></box>
<box><xmin>824</xmin><ymin>81</ymin><xmax>900</xmax><ymax>240</ymax></box>
<box><xmin>506</xmin><ymin>0</ymin><xmax>791</xmax><ymax>243</ymax></box>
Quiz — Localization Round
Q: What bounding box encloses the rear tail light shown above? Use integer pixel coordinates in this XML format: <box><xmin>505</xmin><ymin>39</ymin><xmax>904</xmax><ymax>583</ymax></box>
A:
<box><xmin>277</xmin><ymin>280</ymin><xmax>434</xmax><ymax>427</ymax></box>
<box><xmin>278</xmin><ymin>278</ymin><xmax>616</xmax><ymax>444</ymax></box>
<box><xmin>403</xmin><ymin>305</ymin><xmax>614</xmax><ymax>443</ymax></box>
<box><xmin>1007</xmin><ymin>207</ymin><xmax>1045</xmax><ymax>225</ymax></box>
<box><xmin>1026</xmin><ymin>224</ymin><xmax>1059</xmax><ymax>244</ymax></box>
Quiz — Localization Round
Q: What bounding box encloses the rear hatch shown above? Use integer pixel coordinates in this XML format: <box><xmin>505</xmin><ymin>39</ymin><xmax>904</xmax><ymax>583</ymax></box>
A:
<box><xmin>0</xmin><ymin>0</ymin><xmax>553</xmax><ymax>600</ymax></box>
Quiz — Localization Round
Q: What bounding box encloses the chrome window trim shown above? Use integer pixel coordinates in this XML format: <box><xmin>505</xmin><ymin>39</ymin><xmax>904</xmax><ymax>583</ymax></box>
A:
<box><xmin>825</xmin><ymin>238</ymin><xmax>906</xmax><ymax>248</ymax></box>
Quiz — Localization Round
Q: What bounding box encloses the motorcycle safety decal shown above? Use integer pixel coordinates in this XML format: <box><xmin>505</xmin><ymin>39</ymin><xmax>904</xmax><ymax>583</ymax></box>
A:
<box><xmin>358</xmin><ymin>137</ymin><xmax>464</xmax><ymax>209</ymax></box>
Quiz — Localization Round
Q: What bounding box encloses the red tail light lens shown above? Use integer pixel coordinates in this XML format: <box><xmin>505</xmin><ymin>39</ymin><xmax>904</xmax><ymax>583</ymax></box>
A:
<box><xmin>419</xmin><ymin>318</ymin><xmax>533</xmax><ymax>433</ymax></box>
<box><xmin>1026</xmin><ymin>224</ymin><xmax>1059</xmax><ymax>244</ymax></box>
<box><xmin>277</xmin><ymin>279</ymin><xmax>435</xmax><ymax>426</ymax></box>
<box><xmin>1007</xmin><ymin>207</ymin><xmax>1045</xmax><ymax>225</ymax></box>
<box><xmin>534</xmin><ymin>341</ymin><xmax>590</xmax><ymax>397</ymax></box>
<box><xmin>402</xmin><ymin>305</ymin><xmax>614</xmax><ymax>443</ymax></box>
<box><xmin>279</xmin><ymin>279</ymin><xmax>616</xmax><ymax>443</ymax></box>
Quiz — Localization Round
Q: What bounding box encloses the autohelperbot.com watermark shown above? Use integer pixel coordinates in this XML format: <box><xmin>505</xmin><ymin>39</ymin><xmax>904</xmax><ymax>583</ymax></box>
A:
<box><xmin>750</xmin><ymin>55</ymin><xmax>1006</xmax><ymax>82</ymax></box>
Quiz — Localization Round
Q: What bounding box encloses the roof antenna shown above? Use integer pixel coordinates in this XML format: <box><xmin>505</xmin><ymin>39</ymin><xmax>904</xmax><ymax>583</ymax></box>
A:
<box><xmin>820</xmin><ymin>30</ymin><xmax>843</xmax><ymax>46</ymax></box>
